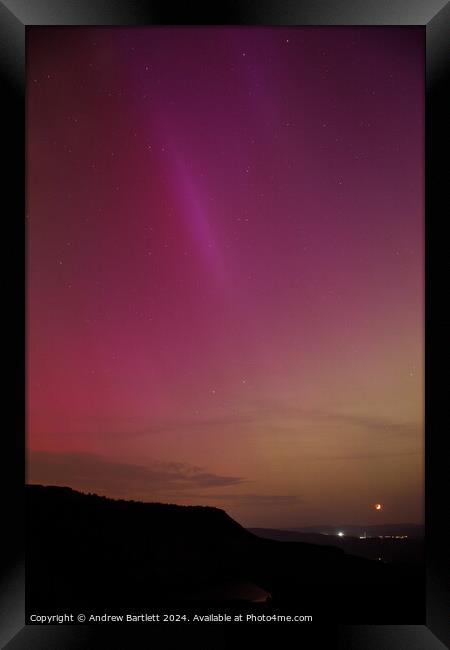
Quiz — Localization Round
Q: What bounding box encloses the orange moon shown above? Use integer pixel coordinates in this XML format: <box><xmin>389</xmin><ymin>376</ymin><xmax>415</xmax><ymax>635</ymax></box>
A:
<box><xmin>374</xmin><ymin>503</ymin><xmax>383</xmax><ymax>511</ymax></box>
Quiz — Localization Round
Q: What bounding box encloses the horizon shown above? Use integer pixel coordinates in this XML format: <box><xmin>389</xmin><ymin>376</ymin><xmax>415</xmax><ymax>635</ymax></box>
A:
<box><xmin>26</xmin><ymin>483</ymin><xmax>424</xmax><ymax>530</ymax></box>
<box><xmin>27</xmin><ymin>26</ymin><xmax>424</xmax><ymax>529</ymax></box>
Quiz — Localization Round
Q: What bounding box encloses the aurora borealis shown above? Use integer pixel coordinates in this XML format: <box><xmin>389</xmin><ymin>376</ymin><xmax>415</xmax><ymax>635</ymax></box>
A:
<box><xmin>27</xmin><ymin>27</ymin><xmax>424</xmax><ymax>528</ymax></box>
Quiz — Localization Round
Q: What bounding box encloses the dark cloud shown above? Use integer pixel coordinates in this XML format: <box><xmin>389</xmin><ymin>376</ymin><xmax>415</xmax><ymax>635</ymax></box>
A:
<box><xmin>27</xmin><ymin>451</ymin><xmax>244</xmax><ymax>500</ymax></box>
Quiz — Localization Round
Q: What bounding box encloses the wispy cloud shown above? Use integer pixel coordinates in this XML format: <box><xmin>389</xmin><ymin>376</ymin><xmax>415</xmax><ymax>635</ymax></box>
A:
<box><xmin>319</xmin><ymin>413</ymin><xmax>422</xmax><ymax>438</ymax></box>
<box><xmin>179</xmin><ymin>494</ymin><xmax>302</xmax><ymax>507</ymax></box>
<box><xmin>310</xmin><ymin>450</ymin><xmax>422</xmax><ymax>462</ymax></box>
<box><xmin>27</xmin><ymin>451</ymin><xmax>244</xmax><ymax>500</ymax></box>
<box><xmin>62</xmin><ymin>405</ymin><xmax>421</xmax><ymax>442</ymax></box>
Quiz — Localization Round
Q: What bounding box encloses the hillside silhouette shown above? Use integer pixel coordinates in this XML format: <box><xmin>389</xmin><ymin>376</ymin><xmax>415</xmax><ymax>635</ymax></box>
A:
<box><xmin>27</xmin><ymin>485</ymin><xmax>424</xmax><ymax>622</ymax></box>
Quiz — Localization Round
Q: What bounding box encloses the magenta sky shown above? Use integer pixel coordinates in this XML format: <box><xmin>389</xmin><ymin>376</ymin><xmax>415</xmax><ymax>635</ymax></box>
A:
<box><xmin>27</xmin><ymin>27</ymin><xmax>424</xmax><ymax>528</ymax></box>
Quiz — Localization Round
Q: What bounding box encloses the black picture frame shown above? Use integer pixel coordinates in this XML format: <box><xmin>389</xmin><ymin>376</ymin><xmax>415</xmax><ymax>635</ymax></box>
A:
<box><xmin>1</xmin><ymin>1</ymin><xmax>448</xmax><ymax>648</ymax></box>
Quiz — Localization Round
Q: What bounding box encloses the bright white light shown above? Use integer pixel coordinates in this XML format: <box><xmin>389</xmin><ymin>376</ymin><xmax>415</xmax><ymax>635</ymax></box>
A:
<box><xmin>337</xmin><ymin>532</ymin><xmax>344</xmax><ymax>537</ymax></box>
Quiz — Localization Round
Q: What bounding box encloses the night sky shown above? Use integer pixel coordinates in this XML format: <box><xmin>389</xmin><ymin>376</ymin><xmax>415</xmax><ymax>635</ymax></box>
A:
<box><xmin>27</xmin><ymin>27</ymin><xmax>424</xmax><ymax>528</ymax></box>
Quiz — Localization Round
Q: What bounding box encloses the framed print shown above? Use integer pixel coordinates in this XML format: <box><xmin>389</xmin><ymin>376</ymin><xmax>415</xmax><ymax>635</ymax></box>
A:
<box><xmin>1</xmin><ymin>1</ymin><xmax>448</xmax><ymax>648</ymax></box>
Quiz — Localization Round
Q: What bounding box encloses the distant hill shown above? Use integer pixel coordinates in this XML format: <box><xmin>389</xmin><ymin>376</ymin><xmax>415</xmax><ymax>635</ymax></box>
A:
<box><xmin>248</xmin><ymin>528</ymin><xmax>424</xmax><ymax>564</ymax></box>
<box><xmin>287</xmin><ymin>523</ymin><xmax>425</xmax><ymax>538</ymax></box>
<box><xmin>27</xmin><ymin>485</ymin><xmax>424</xmax><ymax>623</ymax></box>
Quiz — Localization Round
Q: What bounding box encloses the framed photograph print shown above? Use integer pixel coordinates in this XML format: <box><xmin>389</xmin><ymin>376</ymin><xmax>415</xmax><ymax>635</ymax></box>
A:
<box><xmin>1</xmin><ymin>1</ymin><xmax>448</xmax><ymax>648</ymax></box>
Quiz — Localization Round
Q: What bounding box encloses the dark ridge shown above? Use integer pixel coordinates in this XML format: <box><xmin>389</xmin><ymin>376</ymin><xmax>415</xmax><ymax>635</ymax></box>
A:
<box><xmin>26</xmin><ymin>485</ymin><xmax>425</xmax><ymax>622</ymax></box>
